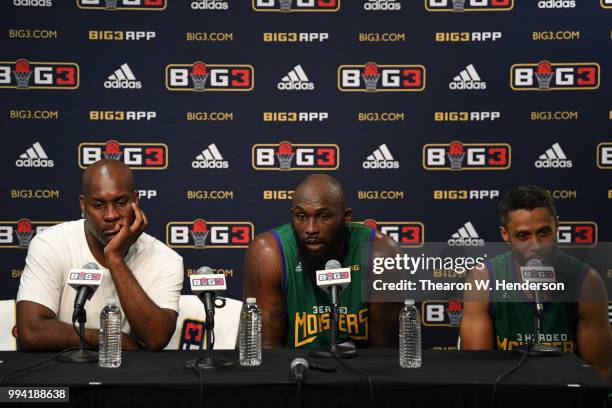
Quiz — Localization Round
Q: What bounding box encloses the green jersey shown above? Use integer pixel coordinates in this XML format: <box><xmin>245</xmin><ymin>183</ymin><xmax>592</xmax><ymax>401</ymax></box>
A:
<box><xmin>270</xmin><ymin>223</ymin><xmax>375</xmax><ymax>349</ymax></box>
<box><xmin>488</xmin><ymin>251</ymin><xmax>588</xmax><ymax>353</ymax></box>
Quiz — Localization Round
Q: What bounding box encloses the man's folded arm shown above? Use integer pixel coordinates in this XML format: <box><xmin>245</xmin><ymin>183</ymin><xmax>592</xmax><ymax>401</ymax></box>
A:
<box><xmin>16</xmin><ymin>235</ymin><xmax>85</xmax><ymax>351</ymax></box>
<box><xmin>106</xmin><ymin>254</ymin><xmax>182</xmax><ymax>351</ymax></box>
<box><xmin>17</xmin><ymin>300</ymin><xmax>138</xmax><ymax>351</ymax></box>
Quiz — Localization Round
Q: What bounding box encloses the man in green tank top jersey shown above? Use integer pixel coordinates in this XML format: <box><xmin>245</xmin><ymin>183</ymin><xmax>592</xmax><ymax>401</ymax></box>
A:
<box><xmin>460</xmin><ymin>185</ymin><xmax>610</xmax><ymax>381</ymax></box>
<box><xmin>244</xmin><ymin>174</ymin><xmax>401</xmax><ymax>349</ymax></box>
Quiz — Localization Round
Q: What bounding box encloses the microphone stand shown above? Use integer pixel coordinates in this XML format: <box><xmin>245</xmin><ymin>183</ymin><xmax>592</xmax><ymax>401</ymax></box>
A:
<box><xmin>57</xmin><ymin>306</ymin><xmax>98</xmax><ymax>363</ymax></box>
<box><xmin>514</xmin><ymin>288</ymin><xmax>561</xmax><ymax>357</ymax></box>
<box><xmin>309</xmin><ymin>286</ymin><xmax>358</xmax><ymax>359</ymax></box>
<box><xmin>186</xmin><ymin>295</ymin><xmax>234</xmax><ymax>369</ymax></box>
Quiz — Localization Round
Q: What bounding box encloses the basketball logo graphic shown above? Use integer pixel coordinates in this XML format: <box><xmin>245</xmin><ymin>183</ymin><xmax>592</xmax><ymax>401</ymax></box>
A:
<box><xmin>535</xmin><ymin>60</ymin><xmax>553</xmax><ymax>89</ymax></box>
<box><xmin>191</xmin><ymin>219</ymin><xmax>209</xmax><ymax>248</ymax></box>
<box><xmin>446</xmin><ymin>299</ymin><xmax>463</xmax><ymax>327</ymax></box>
<box><xmin>451</xmin><ymin>0</ymin><xmax>465</xmax><ymax>12</ymax></box>
<box><xmin>191</xmin><ymin>61</ymin><xmax>209</xmax><ymax>91</ymax></box>
<box><xmin>447</xmin><ymin>141</ymin><xmax>465</xmax><ymax>170</ymax></box>
<box><xmin>279</xmin><ymin>0</ymin><xmax>293</xmax><ymax>11</ymax></box>
<box><xmin>103</xmin><ymin>140</ymin><xmax>123</xmax><ymax>160</ymax></box>
<box><xmin>15</xmin><ymin>219</ymin><xmax>34</xmax><ymax>249</ymax></box>
<box><xmin>276</xmin><ymin>141</ymin><xmax>295</xmax><ymax>170</ymax></box>
<box><xmin>363</xmin><ymin>219</ymin><xmax>377</xmax><ymax>229</ymax></box>
<box><xmin>13</xmin><ymin>59</ymin><xmax>32</xmax><ymax>88</ymax></box>
<box><xmin>511</xmin><ymin>60</ymin><xmax>599</xmax><ymax>91</ymax></box>
<box><xmin>361</xmin><ymin>62</ymin><xmax>380</xmax><ymax>91</ymax></box>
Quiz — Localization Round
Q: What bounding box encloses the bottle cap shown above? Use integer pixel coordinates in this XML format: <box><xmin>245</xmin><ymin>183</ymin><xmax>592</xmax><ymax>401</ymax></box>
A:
<box><xmin>404</xmin><ymin>299</ymin><xmax>414</xmax><ymax>306</ymax></box>
<box><xmin>246</xmin><ymin>297</ymin><xmax>256</xmax><ymax>304</ymax></box>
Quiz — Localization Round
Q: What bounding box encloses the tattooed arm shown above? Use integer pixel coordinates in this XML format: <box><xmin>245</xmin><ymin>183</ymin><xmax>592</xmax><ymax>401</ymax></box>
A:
<box><xmin>243</xmin><ymin>232</ymin><xmax>286</xmax><ymax>348</ymax></box>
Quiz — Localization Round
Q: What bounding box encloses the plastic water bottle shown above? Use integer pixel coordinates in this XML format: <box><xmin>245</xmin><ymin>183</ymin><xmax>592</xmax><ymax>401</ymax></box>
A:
<box><xmin>399</xmin><ymin>299</ymin><xmax>422</xmax><ymax>368</ymax></box>
<box><xmin>239</xmin><ymin>298</ymin><xmax>262</xmax><ymax>366</ymax></box>
<box><xmin>99</xmin><ymin>299</ymin><xmax>122</xmax><ymax>368</ymax></box>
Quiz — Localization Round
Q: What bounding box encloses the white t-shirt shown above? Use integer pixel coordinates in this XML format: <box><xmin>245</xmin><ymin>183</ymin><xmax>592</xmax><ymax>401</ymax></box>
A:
<box><xmin>17</xmin><ymin>219</ymin><xmax>184</xmax><ymax>334</ymax></box>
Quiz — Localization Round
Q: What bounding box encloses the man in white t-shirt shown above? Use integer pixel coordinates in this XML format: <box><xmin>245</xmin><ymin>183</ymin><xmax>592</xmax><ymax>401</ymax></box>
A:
<box><xmin>17</xmin><ymin>159</ymin><xmax>183</xmax><ymax>351</ymax></box>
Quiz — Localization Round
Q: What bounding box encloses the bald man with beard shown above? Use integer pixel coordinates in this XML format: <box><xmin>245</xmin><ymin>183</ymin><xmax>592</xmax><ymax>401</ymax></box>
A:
<box><xmin>17</xmin><ymin>159</ymin><xmax>183</xmax><ymax>351</ymax></box>
<box><xmin>244</xmin><ymin>174</ymin><xmax>402</xmax><ymax>349</ymax></box>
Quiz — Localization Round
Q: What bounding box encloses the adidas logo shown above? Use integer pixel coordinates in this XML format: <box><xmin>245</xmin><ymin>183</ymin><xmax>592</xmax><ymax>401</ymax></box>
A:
<box><xmin>535</xmin><ymin>143</ymin><xmax>572</xmax><ymax>168</ymax></box>
<box><xmin>277</xmin><ymin>65</ymin><xmax>315</xmax><ymax>91</ymax></box>
<box><xmin>537</xmin><ymin>0</ymin><xmax>575</xmax><ymax>8</ymax></box>
<box><xmin>13</xmin><ymin>0</ymin><xmax>52</xmax><ymax>6</ymax></box>
<box><xmin>363</xmin><ymin>0</ymin><xmax>401</xmax><ymax>11</ymax></box>
<box><xmin>447</xmin><ymin>221</ymin><xmax>484</xmax><ymax>247</ymax></box>
<box><xmin>362</xmin><ymin>144</ymin><xmax>399</xmax><ymax>169</ymax></box>
<box><xmin>192</xmin><ymin>143</ymin><xmax>229</xmax><ymax>169</ymax></box>
<box><xmin>15</xmin><ymin>142</ymin><xmax>54</xmax><ymax>167</ymax></box>
<box><xmin>191</xmin><ymin>0</ymin><xmax>229</xmax><ymax>10</ymax></box>
<box><xmin>104</xmin><ymin>63</ymin><xmax>142</xmax><ymax>89</ymax></box>
<box><xmin>449</xmin><ymin>64</ymin><xmax>487</xmax><ymax>90</ymax></box>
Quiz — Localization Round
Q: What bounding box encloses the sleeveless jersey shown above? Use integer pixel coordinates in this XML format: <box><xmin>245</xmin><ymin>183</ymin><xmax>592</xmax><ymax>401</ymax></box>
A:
<box><xmin>487</xmin><ymin>251</ymin><xmax>588</xmax><ymax>354</ymax></box>
<box><xmin>270</xmin><ymin>223</ymin><xmax>375</xmax><ymax>349</ymax></box>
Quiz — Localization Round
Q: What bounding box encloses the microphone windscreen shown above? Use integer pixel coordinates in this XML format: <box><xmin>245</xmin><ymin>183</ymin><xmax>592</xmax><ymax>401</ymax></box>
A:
<box><xmin>325</xmin><ymin>259</ymin><xmax>342</xmax><ymax>270</ymax></box>
<box><xmin>196</xmin><ymin>266</ymin><xmax>214</xmax><ymax>275</ymax></box>
<box><xmin>526</xmin><ymin>258</ymin><xmax>543</xmax><ymax>267</ymax></box>
<box><xmin>291</xmin><ymin>357</ymin><xmax>309</xmax><ymax>371</ymax></box>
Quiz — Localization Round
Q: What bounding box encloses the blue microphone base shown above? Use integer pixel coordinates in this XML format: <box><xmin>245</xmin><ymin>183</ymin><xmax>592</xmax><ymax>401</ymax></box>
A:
<box><xmin>309</xmin><ymin>345</ymin><xmax>358</xmax><ymax>359</ymax></box>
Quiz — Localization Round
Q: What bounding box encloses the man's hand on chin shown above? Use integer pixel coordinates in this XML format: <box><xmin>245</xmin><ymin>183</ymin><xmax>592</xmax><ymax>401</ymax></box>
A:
<box><xmin>104</xmin><ymin>202</ymin><xmax>148</xmax><ymax>263</ymax></box>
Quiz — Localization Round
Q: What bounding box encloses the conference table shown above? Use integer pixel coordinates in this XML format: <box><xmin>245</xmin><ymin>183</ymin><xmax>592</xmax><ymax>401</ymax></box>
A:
<box><xmin>0</xmin><ymin>349</ymin><xmax>608</xmax><ymax>408</ymax></box>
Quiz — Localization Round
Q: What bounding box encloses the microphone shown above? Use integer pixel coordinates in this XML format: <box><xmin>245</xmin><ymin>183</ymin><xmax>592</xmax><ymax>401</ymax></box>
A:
<box><xmin>189</xmin><ymin>266</ymin><xmax>227</xmax><ymax>322</ymax></box>
<box><xmin>291</xmin><ymin>357</ymin><xmax>309</xmax><ymax>381</ymax></box>
<box><xmin>309</xmin><ymin>260</ymin><xmax>357</xmax><ymax>358</ymax></box>
<box><xmin>517</xmin><ymin>258</ymin><xmax>561</xmax><ymax>356</ymax></box>
<box><xmin>68</xmin><ymin>262</ymin><xmax>102</xmax><ymax>323</ymax></box>
<box><xmin>316</xmin><ymin>259</ymin><xmax>351</xmax><ymax>305</ymax></box>
<box><xmin>185</xmin><ymin>267</ymin><xmax>234</xmax><ymax>369</ymax></box>
<box><xmin>520</xmin><ymin>258</ymin><xmax>556</xmax><ymax>311</ymax></box>
<box><xmin>57</xmin><ymin>262</ymin><xmax>102</xmax><ymax>363</ymax></box>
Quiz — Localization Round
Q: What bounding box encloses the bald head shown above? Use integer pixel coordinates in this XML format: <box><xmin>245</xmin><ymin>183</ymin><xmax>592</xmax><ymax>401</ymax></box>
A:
<box><xmin>292</xmin><ymin>174</ymin><xmax>347</xmax><ymax>211</ymax></box>
<box><xmin>290</xmin><ymin>174</ymin><xmax>350</xmax><ymax>266</ymax></box>
<box><xmin>82</xmin><ymin>159</ymin><xmax>134</xmax><ymax>195</ymax></box>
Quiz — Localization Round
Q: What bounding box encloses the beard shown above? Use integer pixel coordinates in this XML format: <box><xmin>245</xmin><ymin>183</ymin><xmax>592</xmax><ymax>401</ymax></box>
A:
<box><xmin>293</xmin><ymin>222</ymin><xmax>349</xmax><ymax>275</ymax></box>
<box><xmin>511</xmin><ymin>241</ymin><xmax>558</xmax><ymax>267</ymax></box>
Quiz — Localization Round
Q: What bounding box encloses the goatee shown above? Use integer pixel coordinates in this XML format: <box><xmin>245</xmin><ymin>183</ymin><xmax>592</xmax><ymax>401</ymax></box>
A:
<box><xmin>512</xmin><ymin>243</ymin><xmax>558</xmax><ymax>267</ymax></box>
<box><xmin>293</xmin><ymin>223</ymin><xmax>348</xmax><ymax>275</ymax></box>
